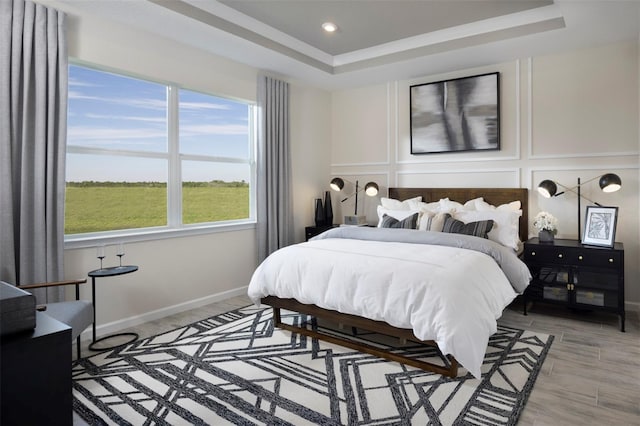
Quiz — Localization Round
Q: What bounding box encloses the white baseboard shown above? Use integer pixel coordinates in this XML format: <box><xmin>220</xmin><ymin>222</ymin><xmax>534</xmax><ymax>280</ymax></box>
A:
<box><xmin>79</xmin><ymin>286</ymin><xmax>249</xmax><ymax>343</ymax></box>
<box><xmin>625</xmin><ymin>300</ymin><xmax>640</xmax><ymax>312</ymax></box>
<box><xmin>77</xmin><ymin>290</ymin><xmax>638</xmax><ymax>345</ymax></box>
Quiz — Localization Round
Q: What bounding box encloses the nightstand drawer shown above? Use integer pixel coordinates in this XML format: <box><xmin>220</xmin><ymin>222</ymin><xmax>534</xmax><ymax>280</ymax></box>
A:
<box><xmin>524</xmin><ymin>246</ymin><xmax>572</xmax><ymax>264</ymax></box>
<box><xmin>572</xmin><ymin>250</ymin><xmax>622</xmax><ymax>268</ymax></box>
<box><xmin>525</xmin><ymin>246</ymin><xmax>621</xmax><ymax>269</ymax></box>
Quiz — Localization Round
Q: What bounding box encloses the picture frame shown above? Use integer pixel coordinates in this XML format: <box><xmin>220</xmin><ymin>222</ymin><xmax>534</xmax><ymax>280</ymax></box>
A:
<box><xmin>582</xmin><ymin>206</ymin><xmax>618</xmax><ymax>247</ymax></box>
<box><xmin>410</xmin><ymin>72</ymin><xmax>500</xmax><ymax>154</ymax></box>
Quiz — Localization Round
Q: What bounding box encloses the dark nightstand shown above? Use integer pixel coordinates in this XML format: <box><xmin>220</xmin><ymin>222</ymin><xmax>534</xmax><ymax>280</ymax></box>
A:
<box><xmin>522</xmin><ymin>238</ymin><xmax>625</xmax><ymax>331</ymax></box>
<box><xmin>305</xmin><ymin>224</ymin><xmax>338</xmax><ymax>241</ymax></box>
<box><xmin>1</xmin><ymin>312</ymin><xmax>72</xmax><ymax>425</ymax></box>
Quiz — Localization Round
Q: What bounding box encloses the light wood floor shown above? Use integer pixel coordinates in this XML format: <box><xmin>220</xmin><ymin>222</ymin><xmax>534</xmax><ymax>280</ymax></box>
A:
<box><xmin>74</xmin><ymin>296</ymin><xmax>640</xmax><ymax>425</ymax></box>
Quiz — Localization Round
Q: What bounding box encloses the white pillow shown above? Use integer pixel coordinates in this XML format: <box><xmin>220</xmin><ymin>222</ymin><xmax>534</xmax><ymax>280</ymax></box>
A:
<box><xmin>376</xmin><ymin>206</ymin><xmax>421</xmax><ymax>228</ymax></box>
<box><xmin>380</xmin><ymin>196</ymin><xmax>422</xmax><ymax>210</ymax></box>
<box><xmin>462</xmin><ymin>197</ymin><xmax>484</xmax><ymax>210</ymax></box>
<box><xmin>439</xmin><ymin>198</ymin><xmax>464</xmax><ymax>211</ymax></box>
<box><xmin>473</xmin><ymin>198</ymin><xmax>522</xmax><ymax>212</ymax></box>
<box><xmin>418</xmin><ymin>211</ymin><xmax>449</xmax><ymax>232</ymax></box>
<box><xmin>408</xmin><ymin>198</ymin><xmax>462</xmax><ymax>213</ymax></box>
<box><xmin>453</xmin><ymin>209</ymin><xmax>522</xmax><ymax>251</ymax></box>
<box><xmin>408</xmin><ymin>199</ymin><xmax>440</xmax><ymax>212</ymax></box>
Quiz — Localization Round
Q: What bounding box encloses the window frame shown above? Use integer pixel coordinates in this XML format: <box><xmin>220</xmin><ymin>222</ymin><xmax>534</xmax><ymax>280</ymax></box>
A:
<box><xmin>64</xmin><ymin>62</ymin><xmax>257</xmax><ymax>249</ymax></box>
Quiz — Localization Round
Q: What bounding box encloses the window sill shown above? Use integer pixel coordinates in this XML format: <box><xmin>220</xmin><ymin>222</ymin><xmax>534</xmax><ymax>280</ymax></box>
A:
<box><xmin>64</xmin><ymin>221</ymin><xmax>256</xmax><ymax>250</ymax></box>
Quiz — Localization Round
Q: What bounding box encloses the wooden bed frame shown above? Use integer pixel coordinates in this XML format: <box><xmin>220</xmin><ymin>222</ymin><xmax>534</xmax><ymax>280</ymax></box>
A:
<box><xmin>262</xmin><ymin>187</ymin><xmax>529</xmax><ymax>378</ymax></box>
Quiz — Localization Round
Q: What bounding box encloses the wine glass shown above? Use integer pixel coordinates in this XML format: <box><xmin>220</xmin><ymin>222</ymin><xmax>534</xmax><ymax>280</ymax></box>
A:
<box><xmin>96</xmin><ymin>245</ymin><xmax>106</xmax><ymax>270</ymax></box>
<box><xmin>116</xmin><ymin>243</ymin><xmax>125</xmax><ymax>267</ymax></box>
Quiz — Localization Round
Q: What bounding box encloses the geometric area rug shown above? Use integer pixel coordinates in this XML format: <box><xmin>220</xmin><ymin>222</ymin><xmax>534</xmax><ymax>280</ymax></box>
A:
<box><xmin>73</xmin><ymin>305</ymin><xmax>554</xmax><ymax>425</ymax></box>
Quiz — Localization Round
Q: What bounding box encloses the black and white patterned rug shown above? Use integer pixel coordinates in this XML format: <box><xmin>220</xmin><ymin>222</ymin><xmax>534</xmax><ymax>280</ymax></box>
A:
<box><xmin>73</xmin><ymin>305</ymin><xmax>553</xmax><ymax>425</ymax></box>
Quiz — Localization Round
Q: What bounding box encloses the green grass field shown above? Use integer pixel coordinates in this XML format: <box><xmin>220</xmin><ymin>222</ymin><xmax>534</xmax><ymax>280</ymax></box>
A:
<box><xmin>65</xmin><ymin>184</ymin><xmax>249</xmax><ymax>234</ymax></box>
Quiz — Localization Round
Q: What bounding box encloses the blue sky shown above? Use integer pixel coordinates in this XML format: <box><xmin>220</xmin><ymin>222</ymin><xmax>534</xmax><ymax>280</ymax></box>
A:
<box><xmin>66</xmin><ymin>64</ymin><xmax>251</xmax><ymax>182</ymax></box>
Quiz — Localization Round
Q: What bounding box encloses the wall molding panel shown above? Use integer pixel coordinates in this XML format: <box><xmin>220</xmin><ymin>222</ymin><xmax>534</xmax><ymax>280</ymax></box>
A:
<box><xmin>397</xmin><ymin>60</ymin><xmax>521</xmax><ymax>165</ymax></box>
<box><xmin>331</xmin><ymin>161</ymin><xmax>391</xmax><ymax>167</ymax></box>
<box><xmin>527</xmin><ymin>151</ymin><xmax>639</xmax><ymax>160</ymax></box>
<box><xmin>396</xmin><ymin>167</ymin><xmax>521</xmax><ymax>188</ymax></box>
<box><xmin>527</xmin><ymin>42</ymin><xmax>638</xmax><ymax>159</ymax></box>
<box><xmin>330</xmin><ymin>41</ymin><xmax>639</xmax><ymax>304</ymax></box>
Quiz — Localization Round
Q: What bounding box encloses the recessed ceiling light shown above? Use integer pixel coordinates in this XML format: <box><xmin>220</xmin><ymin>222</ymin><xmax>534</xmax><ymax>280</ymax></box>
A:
<box><xmin>322</xmin><ymin>22</ymin><xmax>338</xmax><ymax>33</ymax></box>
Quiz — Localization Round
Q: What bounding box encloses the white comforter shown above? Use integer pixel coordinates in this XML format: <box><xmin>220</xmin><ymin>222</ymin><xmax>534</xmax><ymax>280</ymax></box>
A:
<box><xmin>248</xmin><ymin>232</ymin><xmax>523</xmax><ymax>379</ymax></box>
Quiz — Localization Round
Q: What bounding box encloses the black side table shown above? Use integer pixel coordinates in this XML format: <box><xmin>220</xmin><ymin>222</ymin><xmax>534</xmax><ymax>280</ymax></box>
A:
<box><xmin>305</xmin><ymin>224</ymin><xmax>339</xmax><ymax>241</ymax></box>
<box><xmin>522</xmin><ymin>238</ymin><xmax>625</xmax><ymax>331</ymax></box>
<box><xmin>88</xmin><ymin>265</ymin><xmax>139</xmax><ymax>351</ymax></box>
<box><xmin>1</xmin><ymin>312</ymin><xmax>72</xmax><ymax>425</ymax></box>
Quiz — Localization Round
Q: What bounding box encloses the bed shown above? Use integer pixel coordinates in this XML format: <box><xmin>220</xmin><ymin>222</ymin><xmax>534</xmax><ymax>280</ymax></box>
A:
<box><xmin>248</xmin><ymin>187</ymin><xmax>530</xmax><ymax>379</ymax></box>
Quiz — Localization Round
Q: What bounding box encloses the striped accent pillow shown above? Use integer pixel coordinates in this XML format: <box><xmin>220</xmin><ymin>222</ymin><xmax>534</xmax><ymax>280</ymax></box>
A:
<box><xmin>418</xmin><ymin>211</ymin><xmax>449</xmax><ymax>232</ymax></box>
<box><xmin>442</xmin><ymin>213</ymin><xmax>493</xmax><ymax>238</ymax></box>
<box><xmin>381</xmin><ymin>213</ymin><xmax>419</xmax><ymax>229</ymax></box>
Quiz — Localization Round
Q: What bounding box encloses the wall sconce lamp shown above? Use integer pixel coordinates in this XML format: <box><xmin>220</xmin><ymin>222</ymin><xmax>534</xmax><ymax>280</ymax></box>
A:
<box><xmin>537</xmin><ymin>173</ymin><xmax>622</xmax><ymax>237</ymax></box>
<box><xmin>330</xmin><ymin>177</ymin><xmax>379</xmax><ymax>225</ymax></box>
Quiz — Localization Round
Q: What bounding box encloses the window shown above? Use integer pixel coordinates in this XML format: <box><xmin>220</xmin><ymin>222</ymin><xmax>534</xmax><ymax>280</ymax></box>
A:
<box><xmin>65</xmin><ymin>64</ymin><xmax>255</xmax><ymax>239</ymax></box>
<box><xmin>179</xmin><ymin>89</ymin><xmax>252</xmax><ymax>225</ymax></box>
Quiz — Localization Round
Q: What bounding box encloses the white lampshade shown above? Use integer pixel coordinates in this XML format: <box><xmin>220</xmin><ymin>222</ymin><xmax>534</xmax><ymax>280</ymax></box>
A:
<box><xmin>599</xmin><ymin>173</ymin><xmax>622</xmax><ymax>193</ymax></box>
<box><xmin>537</xmin><ymin>180</ymin><xmax>557</xmax><ymax>198</ymax></box>
<box><xmin>330</xmin><ymin>177</ymin><xmax>344</xmax><ymax>192</ymax></box>
<box><xmin>364</xmin><ymin>182</ymin><xmax>379</xmax><ymax>196</ymax></box>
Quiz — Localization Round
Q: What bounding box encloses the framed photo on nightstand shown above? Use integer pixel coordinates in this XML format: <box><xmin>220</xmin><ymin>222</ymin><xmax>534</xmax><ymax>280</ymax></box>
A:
<box><xmin>582</xmin><ymin>206</ymin><xmax>618</xmax><ymax>247</ymax></box>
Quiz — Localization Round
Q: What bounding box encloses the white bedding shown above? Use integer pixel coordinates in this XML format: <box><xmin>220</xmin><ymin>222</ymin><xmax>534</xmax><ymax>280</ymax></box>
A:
<box><xmin>248</xmin><ymin>236</ymin><xmax>521</xmax><ymax>379</ymax></box>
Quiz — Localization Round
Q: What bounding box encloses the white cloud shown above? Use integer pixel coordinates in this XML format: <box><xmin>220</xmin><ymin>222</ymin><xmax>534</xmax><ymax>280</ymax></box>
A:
<box><xmin>68</xmin><ymin>91</ymin><xmax>166</xmax><ymax>111</ymax></box>
<box><xmin>68</xmin><ymin>78</ymin><xmax>98</xmax><ymax>88</ymax></box>
<box><xmin>85</xmin><ymin>113</ymin><xmax>165</xmax><ymax>123</ymax></box>
<box><xmin>180</xmin><ymin>101</ymin><xmax>230</xmax><ymax>111</ymax></box>
<box><xmin>68</xmin><ymin>126</ymin><xmax>166</xmax><ymax>145</ymax></box>
<box><xmin>180</xmin><ymin>124</ymin><xmax>248</xmax><ymax>136</ymax></box>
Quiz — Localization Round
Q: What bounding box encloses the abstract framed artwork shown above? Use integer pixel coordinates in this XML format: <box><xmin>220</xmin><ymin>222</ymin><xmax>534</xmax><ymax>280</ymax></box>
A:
<box><xmin>410</xmin><ymin>72</ymin><xmax>500</xmax><ymax>154</ymax></box>
<box><xmin>582</xmin><ymin>206</ymin><xmax>618</xmax><ymax>247</ymax></box>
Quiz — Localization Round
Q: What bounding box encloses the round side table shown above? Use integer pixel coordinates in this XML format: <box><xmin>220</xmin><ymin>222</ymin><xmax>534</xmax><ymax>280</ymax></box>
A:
<box><xmin>87</xmin><ymin>265</ymin><xmax>139</xmax><ymax>351</ymax></box>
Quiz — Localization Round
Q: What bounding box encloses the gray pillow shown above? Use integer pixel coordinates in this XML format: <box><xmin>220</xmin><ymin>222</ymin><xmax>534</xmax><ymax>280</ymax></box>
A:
<box><xmin>381</xmin><ymin>213</ymin><xmax>418</xmax><ymax>229</ymax></box>
<box><xmin>442</xmin><ymin>213</ymin><xmax>493</xmax><ymax>238</ymax></box>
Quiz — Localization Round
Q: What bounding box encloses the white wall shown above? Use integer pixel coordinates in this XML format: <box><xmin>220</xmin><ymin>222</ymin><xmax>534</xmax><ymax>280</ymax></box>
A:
<box><xmin>331</xmin><ymin>40</ymin><xmax>640</xmax><ymax>308</ymax></box>
<box><xmin>290</xmin><ymin>85</ymin><xmax>333</xmax><ymax>241</ymax></box>
<box><xmin>64</xmin><ymin>230</ymin><xmax>257</xmax><ymax>334</ymax></box>
<box><xmin>51</xmin><ymin>2</ymin><xmax>331</xmax><ymax>336</ymax></box>
<box><xmin>330</xmin><ymin>84</ymin><xmax>392</xmax><ymax>222</ymax></box>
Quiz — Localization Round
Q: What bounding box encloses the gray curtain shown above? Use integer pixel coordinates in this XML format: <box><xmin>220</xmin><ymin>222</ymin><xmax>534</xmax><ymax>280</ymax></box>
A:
<box><xmin>0</xmin><ymin>0</ymin><xmax>68</xmax><ymax>303</ymax></box>
<box><xmin>256</xmin><ymin>75</ymin><xmax>293</xmax><ymax>262</ymax></box>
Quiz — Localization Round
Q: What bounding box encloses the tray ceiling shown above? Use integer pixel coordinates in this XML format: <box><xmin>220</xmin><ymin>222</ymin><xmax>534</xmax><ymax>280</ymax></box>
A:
<box><xmin>52</xmin><ymin>0</ymin><xmax>640</xmax><ymax>89</ymax></box>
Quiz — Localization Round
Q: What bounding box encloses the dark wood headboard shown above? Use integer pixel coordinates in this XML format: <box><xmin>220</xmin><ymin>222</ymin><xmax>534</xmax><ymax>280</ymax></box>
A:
<box><xmin>389</xmin><ymin>187</ymin><xmax>529</xmax><ymax>242</ymax></box>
